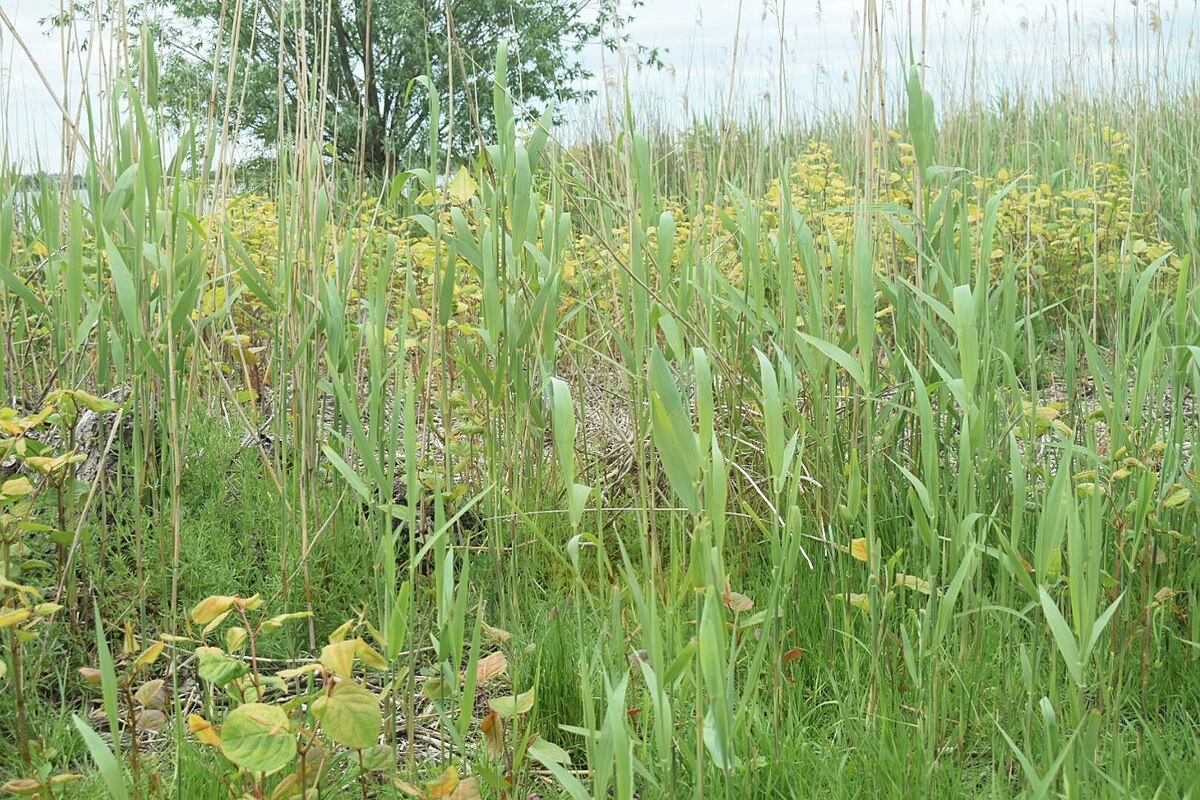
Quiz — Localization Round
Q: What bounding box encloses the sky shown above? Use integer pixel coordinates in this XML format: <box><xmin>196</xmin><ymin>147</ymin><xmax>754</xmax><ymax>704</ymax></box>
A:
<box><xmin>2</xmin><ymin>0</ymin><xmax>1198</xmax><ymax>171</ymax></box>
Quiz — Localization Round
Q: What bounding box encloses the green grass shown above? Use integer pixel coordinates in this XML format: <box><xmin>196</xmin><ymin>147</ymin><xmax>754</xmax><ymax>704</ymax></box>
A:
<box><xmin>1</xmin><ymin>7</ymin><xmax>1199</xmax><ymax>799</ymax></box>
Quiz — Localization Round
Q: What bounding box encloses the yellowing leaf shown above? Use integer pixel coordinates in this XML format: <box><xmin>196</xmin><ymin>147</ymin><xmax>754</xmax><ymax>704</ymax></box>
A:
<box><xmin>452</xmin><ymin>777</ymin><xmax>481</xmax><ymax>800</ymax></box>
<box><xmin>134</xmin><ymin>641</ymin><xmax>166</xmax><ymax>668</ymax></box>
<box><xmin>276</xmin><ymin>663</ymin><xmax>323</xmax><ymax>680</ymax></box>
<box><xmin>394</xmin><ymin>779</ymin><xmax>423</xmax><ymax>797</ymax></box>
<box><xmin>134</xmin><ymin>679</ymin><xmax>167</xmax><ymax>710</ymax></box>
<box><xmin>226</xmin><ymin>627</ymin><xmax>248</xmax><ymax>653</ymax></box>
<box><xmin>136</xmin><ymin>709</ymin><xmax>168</xmax><ymax>732</ymax></box>
<box><xmin>448</xmin><ymin>167</ymin><xmax>478</xmax><ymax>205</ymax></box>
<box><xmin>261</xmin><ymin>611</ymin><xmax>313</xmax><ymax>631</ymax></box>
<box><xmin>0</xmin><ymin>608</ymin><xmax>32</xmax><ymax>629</ymax></box>
<box><xmin>833</xmin><ymin>593</ymin><xmax>870</xmax><ymax>612</ymax></box>
<box><xmin>475</xmin><ymin>651</ymin><xmax>508</xmax><ymax>683</ymax></box>
<box><xmin>849</xmin><ymin>538</ymin><xmax>869</xmax><ymax>562</ymax></box>
<box><xmin>122</xmin><ymin>621</ymin><xmax>139</xmax><ymax>655</ymax></box>
<box><xmin>722</xmin><ymin>590</ymin><xmax>754</xmax><ymax>614</ymax></box>
<box><xmin>355</xmin><ymin>639</ymin><xmax>388</xmax><ymax>670</ymax></box>
<box><xmin>427</xmin><ymin>766</ymin><xmax>459</xmax><ymax>799</ymax></box>
<box><xmin>1</xmin><ymin>476</ymin><xmax>33</xmax><ymax>499</ymax></box>
<box><xmin>24</xmin><ymin>452</ymin><xmax>86</xmax><ymax>474</ymax></box>
<box><xmin>321</xmin><ymin>638</ymin><xmax>358</xmax><ymax>678</ymax></box>
<box><xmin>892</xmin><ymin>574</ymin><xmax>933</xmax><ymax>595</ymax></box>
<box><xmin>0</xmin><ymin>577</ymin><xmax>41</xmax><ymax>598</ymax></box>
<box><xmin>203</xmin><ymin>610</ymin><xmax>233</xmax><ymax>636</ymax></box>
<box><xmin>68</xmin><ymin>389</ymin><xmax>120</xmax><ymax>413</ymax></box>
<box><xmin>187</xmin><ymin>714</ymin><xmax>221</xmax><ymax>746</ymax></box>
<box><xmin>1138</xmin><ymin>543</ymin><xmax>1168</xmax><ymax>565</ymax></box>
<box><xmin>1</xmin><ymin>778</ymin><xmax>42</xmax><ymax>795</ymax></box>
<box><xmin>190</xmin><ymin>595</ymin><xmax>237</xmax><ymax>625</ymax></box>
<box><xmin>328</xmin><ymin>619</ymin><xmax>355</xmax><ymax>644</ymax></box>
<box><xmin>480</xmin><ymin>711</ymin><xmax>503</xmax><ymax>759</ymax></box>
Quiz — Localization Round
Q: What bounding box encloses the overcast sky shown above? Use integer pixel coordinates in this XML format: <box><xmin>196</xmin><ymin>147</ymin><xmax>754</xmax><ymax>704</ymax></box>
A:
<box><xmin>3</xmin><ymin>0</ymin><xmax>1197</xmax><ymax>171</ymax></box>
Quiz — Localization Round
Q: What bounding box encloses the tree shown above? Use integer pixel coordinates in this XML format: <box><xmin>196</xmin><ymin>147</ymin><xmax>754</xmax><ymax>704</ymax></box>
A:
<box><xmin>139</xmin><ymin>0</ymin><xmax>656</xmax><ymax>174</ymax></box>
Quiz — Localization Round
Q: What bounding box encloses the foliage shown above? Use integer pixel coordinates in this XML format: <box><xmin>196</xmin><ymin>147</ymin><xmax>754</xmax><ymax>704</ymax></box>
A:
<box><xmin>2</xmin><ymin>16</ymin><xmax>1199</xmax><ymax>800</ymax></box>
<box><xmin>79</xmin><ymin>0</ymin><xmax>660</xmax><ymax>171</ymax></box>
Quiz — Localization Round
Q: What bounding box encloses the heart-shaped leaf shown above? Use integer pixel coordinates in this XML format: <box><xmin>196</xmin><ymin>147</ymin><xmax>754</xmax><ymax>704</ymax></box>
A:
<box><xmin>488</xmin><ymin>688</ymin><xmax>534</xmax><ymax>719</ymax></box>
<box><xmin>311</xmin><ymin>681</ymin><xmax>381</xmax><ymax>750</ymax></box>
<box><xmin>220</xmin><ymin>703</ymin><xmax>295</xmax><ymax>774</ymax></box>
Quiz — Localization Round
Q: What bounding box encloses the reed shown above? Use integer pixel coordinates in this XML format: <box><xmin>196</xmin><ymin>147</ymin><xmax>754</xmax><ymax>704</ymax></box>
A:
<box><xmin>0</xmin><ymin>1</ymin><xmax>1197</xmax><ymax>797</ymax></box>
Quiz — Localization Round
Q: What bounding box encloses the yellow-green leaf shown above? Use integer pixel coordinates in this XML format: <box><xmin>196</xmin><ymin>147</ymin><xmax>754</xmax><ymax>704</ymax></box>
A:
<box><xmin>328</xmin><ymin>619</ymin><xmax>355</xmax><ymax>644</ymax></box>
<box><xmin>311</xmin><ymin>681</ymin><xmax>382</xmax><ymax>750</ymax></box>
<box><xmin>1163</xmin><ymin>487</ymin><xmax>1191</xmax><ymax>509</ymax></box>
<box><xmin>426</xmin><ymin>766</ymin><xmax>459</xmax><ymax>798</ymax></box>
<box><xmin>190</xmin><ymin>595</ymin><xmax>236</xmax><ymax>625</ymax></box>
<box><xmin>488</xmin><ymin>688</ymin><xmax>535</xmax><ymax>718</ymax></box>
<box><xmin>133</xmin><ymin>641</ymin><xmax>166</xmax><ymax>668</ymax></box>
<box><xmin>448</xmin><ymin>168</ymin><xmax>478</xmax><ymax>205</ymax></box>
<box><xmin>220</xmin><ymin>703</ymin><xmax>296</xmax><ymax>774</ymax></box>
<box><xmin>276</xmin><ymin>664</ymin><xmax>323</xmax><ymax>681</ymax></box>
<box><xmin>320</xmin><ymin>639</ymin><xmax>358</xmax><ymax>678</ymax></box>
<box><xmin>226</xmin><ymin>627</ymin><xmax>248</xmax><ymax>653</ymax></box>
<box><xmin>262</xmin><ymin>611</ymin><xmax>313</xmax><ymax>631</ymax></box>
<box><xmin>0</xmin><ymin>608</ymin><xmax>32</xmax><ymax>629</ymax></box>
<box><xmin>833</xmin><ymin>593</ymin><xmax>870</xmax><ymax>612</ymax></box>
<box><xmin>893</xmin><ymin>574</ymin><xmax>933</xmax><ymax>595</ymax></box>
<box><xmin>1</xmin><ymin>476</ymin><xmax>33</xmax><ymax>500</ymax></box>
<box><xmin>354</xmin><ymin>639</ymin><xmax>388</xmax><ymax>670</ymax></box>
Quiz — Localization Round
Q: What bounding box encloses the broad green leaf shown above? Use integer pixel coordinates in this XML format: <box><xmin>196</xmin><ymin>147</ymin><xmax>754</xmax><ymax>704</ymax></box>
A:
<box><xmin>220</xmin><ymin>703</ymin><xmax>296</xmax><ymax>774</ymax></box>
<box><xmin>526</xmin><ymin>735</ymin><xmax>572</xmax><ymax>765</ymax></box>
<box><xmin>488</xmin><ymin>688</ymin><xmax>535</xmax><ymax>718</ymax></box>
<box><xmin>196</xmin><ymin>646</ymin><xmax>249</xmax><ymax>687</ymax></box>
<box><xmin>311</xmin><ymin>681</ymin><xmax>382</xmax><ymax>750</ymax></box>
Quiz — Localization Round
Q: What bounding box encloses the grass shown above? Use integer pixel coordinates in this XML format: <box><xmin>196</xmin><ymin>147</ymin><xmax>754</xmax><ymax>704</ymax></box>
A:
<box><xmin>1</xmin><ymin>2</ymin><xmax>1199</xmax><ymax>798</ymax></box>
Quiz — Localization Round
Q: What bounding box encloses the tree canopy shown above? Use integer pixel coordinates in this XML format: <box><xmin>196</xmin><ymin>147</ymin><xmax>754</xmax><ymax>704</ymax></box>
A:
<box><xmin>131</xmin><ymin>0</ymin><xmax>655</xmax><ymax>173</ymax></box>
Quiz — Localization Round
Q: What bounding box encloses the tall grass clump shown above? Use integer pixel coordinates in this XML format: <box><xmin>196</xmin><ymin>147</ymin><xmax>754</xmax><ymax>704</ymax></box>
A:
<box><xmin>0</xmin><ymin>1</ymin><xmax>1197</xmax><ymax>798</ymax></box>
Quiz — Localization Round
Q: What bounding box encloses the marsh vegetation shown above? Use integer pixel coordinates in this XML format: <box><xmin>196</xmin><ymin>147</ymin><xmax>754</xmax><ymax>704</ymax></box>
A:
<box><xmin>1</xmin><ymin>1</ymin><xmax>1198</xmax><ymax>797</ymax></box>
